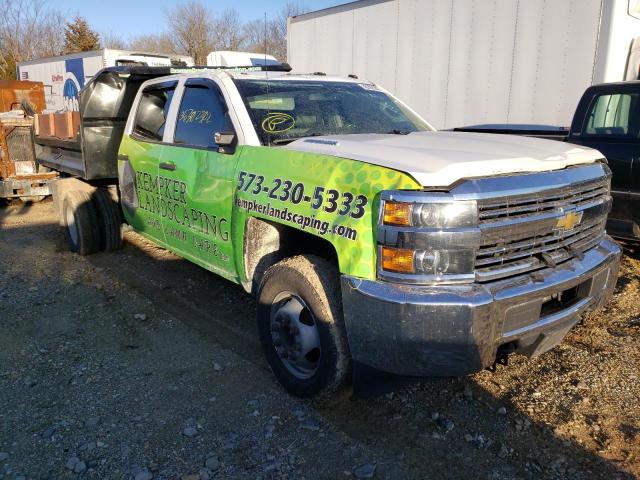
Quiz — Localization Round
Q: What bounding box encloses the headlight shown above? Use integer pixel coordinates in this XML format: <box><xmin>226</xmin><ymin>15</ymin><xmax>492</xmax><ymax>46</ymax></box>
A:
<box><xmin>415</xmin><ymin>248</ymin><xmax>475</xmax><ymax>275</ymax></box>
<box><xmin>378</xmin><ymin>192</ymin><xmax>479</xmax><ymax>284</ymax></box>
<box><xmin>381</xmin><ymin>246</ymin><xmax>475</xmax><ymax>276</ymax></box>
<box><xmin>383</xmin><ymin>200</ymin><xmax>477</xmax><ymax>228</ymax></box>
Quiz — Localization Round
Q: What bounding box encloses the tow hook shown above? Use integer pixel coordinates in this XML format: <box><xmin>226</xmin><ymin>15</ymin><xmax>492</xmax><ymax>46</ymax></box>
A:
<box><xmin>486</xmin><ymin>343</ymin><xmax>517</xmax><ymax>373</ymax></box>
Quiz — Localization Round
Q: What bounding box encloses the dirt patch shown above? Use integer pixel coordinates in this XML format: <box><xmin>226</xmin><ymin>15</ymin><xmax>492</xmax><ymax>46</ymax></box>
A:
<box><xmin>0</xmin><ymin>199</ymin><xmax>638</xmax><ymax>479</ymax></box>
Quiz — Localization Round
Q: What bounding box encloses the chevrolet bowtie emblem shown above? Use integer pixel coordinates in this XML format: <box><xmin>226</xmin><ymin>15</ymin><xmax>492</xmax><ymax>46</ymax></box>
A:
<box><xmin>555</xmin><ymin>209</ymin><xmax>583</xmax><ymax>232</ymax></box>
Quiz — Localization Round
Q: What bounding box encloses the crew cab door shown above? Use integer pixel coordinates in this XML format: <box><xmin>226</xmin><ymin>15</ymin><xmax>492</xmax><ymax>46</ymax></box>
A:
<box><xmin>158</xmin><ymin>78</ymin><xmax>238</xmax><ymax>280</ymax></box>
<box><xmin>568</xmin><ymin>87</ymin><xmax>640</xmax><ymax>223</ymax></box>
<box><xmin>119</xmin><ymin>80</ymin><xmax>177</xmax><ymax>241</ymax></box>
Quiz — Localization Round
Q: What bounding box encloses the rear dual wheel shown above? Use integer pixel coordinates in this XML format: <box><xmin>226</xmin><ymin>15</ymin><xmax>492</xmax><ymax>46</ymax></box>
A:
<box><xmin>93</xmin><ymin>188</ymin><xmax>123</xmax><ymax>252</ymax></box>
<box><xmin>63</xmin><ymin>191</ymin><xmax>100</xmax><ymax>255</ymax></box>
<box><xmin>62</xmin><ymin>188</ymin><xmax>122</xmax><ymax>255</ymax></box>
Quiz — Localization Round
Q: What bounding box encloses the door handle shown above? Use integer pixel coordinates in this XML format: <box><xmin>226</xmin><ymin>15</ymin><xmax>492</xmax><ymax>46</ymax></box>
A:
<box><xmin>159</xmin><ymin>161</ymin><xmax>176</xmax><ymax>171</ymax></box>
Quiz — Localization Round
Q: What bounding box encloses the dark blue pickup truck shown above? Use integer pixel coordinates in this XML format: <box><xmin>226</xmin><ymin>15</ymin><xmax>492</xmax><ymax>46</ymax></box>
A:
<box><xmin>457</xmin><ymin>81</ymin><xmax>640</xmax><ymax>241</ymax></box>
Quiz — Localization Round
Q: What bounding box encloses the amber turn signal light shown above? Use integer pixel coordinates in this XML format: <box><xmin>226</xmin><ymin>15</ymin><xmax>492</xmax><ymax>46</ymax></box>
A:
<box><xmin>383</xmin><ymin>201</ymin><xmax>412</xmax><ymax>226</ymax></box>
<box><xmin>381</xmin><ymin>246</ymin><xmax>415</xmax><ymax>273</ymax></box>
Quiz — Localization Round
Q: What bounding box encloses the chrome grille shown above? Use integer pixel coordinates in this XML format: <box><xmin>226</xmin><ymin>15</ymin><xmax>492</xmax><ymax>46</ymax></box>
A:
<box><xmin>475</xmin><ymin>174</ymin><xmax>610</xmax><ymax>282</ymax></box>
<box><xmin>478</xmin><ymin>177</ymin><xmax>608</xmax><ymax>223</ymax></box>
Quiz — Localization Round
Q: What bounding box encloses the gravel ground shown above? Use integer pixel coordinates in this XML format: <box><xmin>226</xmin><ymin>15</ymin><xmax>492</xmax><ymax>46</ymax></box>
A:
<box><xmin>0</xmin><ymin>199</ymin><xmax>638</xmax><ymax>480</ymax></box>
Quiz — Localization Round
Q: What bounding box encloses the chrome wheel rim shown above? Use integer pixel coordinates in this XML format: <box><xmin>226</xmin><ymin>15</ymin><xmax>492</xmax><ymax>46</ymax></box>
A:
<box><xmin>270</xmin><ymin>292</ymin><xmax>321</xmax><ymax>379</ymax></box>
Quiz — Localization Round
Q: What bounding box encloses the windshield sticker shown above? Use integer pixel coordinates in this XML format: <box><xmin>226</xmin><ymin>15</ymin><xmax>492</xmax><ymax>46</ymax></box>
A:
<box><xmin>358</xmin><ymin>83</ymin><xmax>379</xmax><ymax>91</ymax></box>
<box><xmin>179</xmin><ymin>109</ymin><xmax>212</xmax><ymax>124</ymax></box>
<box><xmin>261</xmin><ymin>112</ymin><xmax>295</xmax><ymax>133</ymax></box>
<box><xmin>249</xmin><ymin>95</ymin><xmax>294</xmax><ymax>110</ymax></box>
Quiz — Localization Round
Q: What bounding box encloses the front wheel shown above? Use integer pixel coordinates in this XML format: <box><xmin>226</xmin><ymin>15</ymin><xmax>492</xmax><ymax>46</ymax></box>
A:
<box><xmin>257</xmin><ymin>255</ymin><xmax>351</xmax><ymax>399</ymax></box>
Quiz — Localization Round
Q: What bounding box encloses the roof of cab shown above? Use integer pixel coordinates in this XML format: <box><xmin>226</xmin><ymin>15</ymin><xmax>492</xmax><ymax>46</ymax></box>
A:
<box><xmin>97</xmin><ymin>64</ymin><xmax>369</xmax><ymax>85</ymax></box>
<box><xmin>225</xmin><ymin>70</ymin><xmax>367</xmax><ymax>83</ymax></box>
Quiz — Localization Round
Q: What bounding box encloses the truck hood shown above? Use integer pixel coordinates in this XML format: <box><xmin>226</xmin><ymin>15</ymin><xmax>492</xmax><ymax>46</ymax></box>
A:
<box><xmin>284</xmin><ymin>131</ymin><xmax>603</xmax><ymax>187</ymax></box>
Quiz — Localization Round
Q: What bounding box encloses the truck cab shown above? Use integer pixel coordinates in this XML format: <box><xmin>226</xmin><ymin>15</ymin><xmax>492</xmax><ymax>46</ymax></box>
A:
<box><xmin>117</xmin><ymin>68</ymin><xmax>434</xmax><ymax>287</ymax></box>
<box><xmin>567</xmin><ymin>81</ymin><xmax>640</xmax><ymax>240</ymax></box>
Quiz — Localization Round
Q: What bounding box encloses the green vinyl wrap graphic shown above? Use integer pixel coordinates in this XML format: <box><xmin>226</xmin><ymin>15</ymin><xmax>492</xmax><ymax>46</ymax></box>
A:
<box><xmin>232</xmin><ymin>146</ymin><xmax>420</xmax><ymax>280</ymax></box>
<box><xmin>118</xmin><ymin>135</ymin><xmax>420</xmax><ymax>284</ymax></box>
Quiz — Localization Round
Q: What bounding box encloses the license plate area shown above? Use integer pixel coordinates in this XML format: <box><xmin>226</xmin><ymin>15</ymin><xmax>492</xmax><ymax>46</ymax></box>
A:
<box><xmin>539</xmin><ymin>279</ymin><xmax>591</xmax><ymax>318</ymax></box>
<box><xmin>502</xmin><ymin>278</ymin><xmax>593</xmax><ymax>337</ymax></box>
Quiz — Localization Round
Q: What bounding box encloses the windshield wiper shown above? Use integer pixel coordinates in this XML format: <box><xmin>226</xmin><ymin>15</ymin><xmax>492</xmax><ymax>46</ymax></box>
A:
<box><xmin>270</xmin><ymin>133</ymin><xmax>324</xmax><ymax>145</ymax></box>
<box><xmin>386</xmin><ymin>129</ymin><xmax>411</xmax><ymax>135</ymax></box>
<box><xmin>271</xmin><ymin>130</ymin><xmax>411</xmax><ymax>144</ymax></box>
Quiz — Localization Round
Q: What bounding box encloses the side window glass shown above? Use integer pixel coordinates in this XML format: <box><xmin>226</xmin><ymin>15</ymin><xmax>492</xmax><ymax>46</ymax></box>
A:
<box><xmin>174</xmin><ymin>83</ymin><xmax>234</xmax><ymax>148</ymax></box>
<box><xmin>582</xmin><ymin>93</ymin><xmax>639</xmax><ymax>138</ymax></box>
<box><xmin>133</xmin><ymin>85</ymin><xmax>175</xmax><ymax>141</ymax></box>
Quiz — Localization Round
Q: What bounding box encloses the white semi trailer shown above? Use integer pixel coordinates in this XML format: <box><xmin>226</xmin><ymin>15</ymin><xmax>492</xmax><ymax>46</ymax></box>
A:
<box><xmin>206</xmin><ymin>51</ymin><xmax>280</xmax><ymax>67</ymax></box>
<box><xmin>287</xmin><ymin>0</ymin><xmax>640</xmax><ymax>129</ymax></box>
<box><xmin>16</xmin><ymin>49</ymin><xmax>194</xmax><ymax>112</ymax></box>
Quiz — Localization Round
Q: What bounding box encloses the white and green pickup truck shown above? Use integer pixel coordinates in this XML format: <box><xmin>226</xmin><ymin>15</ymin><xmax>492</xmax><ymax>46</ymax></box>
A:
<box><xmin>35</xmin><ymin>65</ymin><xmax>621</xmax><ymax>399</ymax></box>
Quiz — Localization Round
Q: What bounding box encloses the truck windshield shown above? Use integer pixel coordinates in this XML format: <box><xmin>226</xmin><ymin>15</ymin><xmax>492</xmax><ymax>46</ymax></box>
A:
<box><xmin>234</xmin><ymin>79</ymin><xmax>431</xmax><ymax>145</ymax></box>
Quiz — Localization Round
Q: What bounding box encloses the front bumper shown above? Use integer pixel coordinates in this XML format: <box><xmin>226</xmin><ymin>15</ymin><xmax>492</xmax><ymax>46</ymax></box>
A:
<box><xmin>341</xmin><ymin>236</ymin><xmax>621</xmax><ymax>377</ymax></box>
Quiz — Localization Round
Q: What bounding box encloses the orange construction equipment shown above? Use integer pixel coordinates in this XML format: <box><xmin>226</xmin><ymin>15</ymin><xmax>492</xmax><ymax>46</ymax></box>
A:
<box><xmin>0</xmin><ymin>80</ymin><xmax>46</xmax><ymax>114</ymax></box>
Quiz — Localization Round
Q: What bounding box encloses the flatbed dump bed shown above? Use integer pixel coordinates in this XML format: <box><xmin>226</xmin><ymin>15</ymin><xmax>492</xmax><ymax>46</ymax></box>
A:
<box><xmin>33</xmin><ymin>67</ymin><xmax>171</xmax><ymax>180</ymax></box>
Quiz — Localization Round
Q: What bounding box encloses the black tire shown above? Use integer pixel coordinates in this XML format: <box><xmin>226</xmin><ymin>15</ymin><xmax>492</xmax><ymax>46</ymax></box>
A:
<box><xmin>257</xmin><ymin>255</ymin><xmax>351</xmax><ymax>399</ymax></box>
<box><xmin>62</xmin><ymin>190</ymin><xmax>100</xmax><ymax>255</ymax></box>
<box><xmin>92</xmin><ymin>188</ymin><xmax>123</xmax><ymax>251</ymax></box>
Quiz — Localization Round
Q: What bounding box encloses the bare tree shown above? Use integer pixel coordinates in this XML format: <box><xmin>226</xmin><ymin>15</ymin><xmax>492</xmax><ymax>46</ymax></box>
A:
<box><xmin>40</xmin><ymin>11</ymin><xmax>66</xmax><ymax>56</ymax></box>
<box><xmin>128</xmin><ymin>33</ymin><xmax>176</xmax><ymax>54</ymax></box>
<box><xmin>241</xmin><ymin>19</ymin><xmax>281</xmax><ymax>58</ymax></box>
<box><xmin>242</xmin><ymin>19</ymin><xmax>266</xmax><ymax>53</ymax></box>
<box><xmin>213</xmin><ymin>8</ymin><xmax>245</xmax><ymax>51</ymax></box>
<box><xmin>242</xmin><ymin>2</ymin><xmax>308</xmax><ymax>62</ymax></box>
<box><xmin>271</xmin><ymin>1</ymin><xmax>308</xmax><ymax>61</ymax></box>
<box><xmin>0</xmin><ymin>0</ymin><xmax>66</xmax><ymax>79</ymax></box>
<box><xmin>165</xmin><ymin>1</ymin><xmax>215</xmax><ymax>65</ymax></box>
<box><xmin>0</xmin><ymin>0</ymin><xmax>307</xmax><ymax>80</ymax></box>
<box><xmin>101</xmin><ymin>30</ymin><xmax>128</xmax><ymax>50</ymax></box>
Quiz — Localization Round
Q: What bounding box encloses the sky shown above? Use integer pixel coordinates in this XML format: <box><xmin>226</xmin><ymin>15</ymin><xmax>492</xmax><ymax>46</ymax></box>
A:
<box><xmin>51</xmin><ymin>0</ymin><xmax>346</xmax><ymax>39</ymax></box>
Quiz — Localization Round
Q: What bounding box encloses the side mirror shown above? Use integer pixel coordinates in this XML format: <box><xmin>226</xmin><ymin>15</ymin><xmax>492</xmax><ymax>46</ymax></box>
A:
<box><xmin>214</xmin><ymin>131</ymin><xmax>235</xmax><ymax>146</ymax></box>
